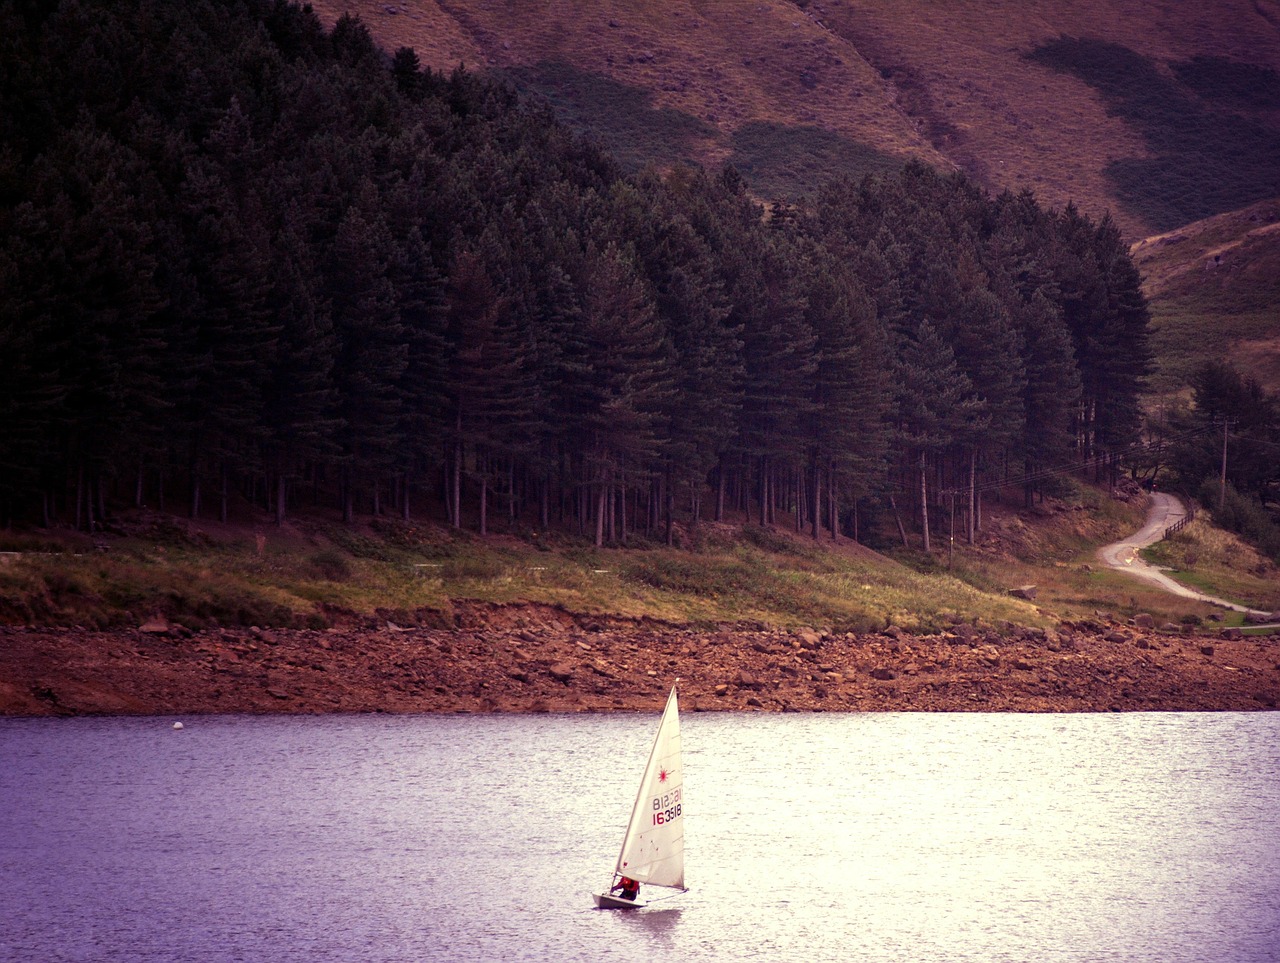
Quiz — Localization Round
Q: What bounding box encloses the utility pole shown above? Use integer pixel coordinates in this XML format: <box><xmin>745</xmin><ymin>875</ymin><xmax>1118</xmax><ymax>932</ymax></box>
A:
<box><xmin>948</xmin><ymin>491</ymin><xmax>955</xmax><ymax>570</ymax></box>
<box><xmin>1219</xmin><ymin>418</ymin><xmax>1232</xmax><ymax>511</ymax></box>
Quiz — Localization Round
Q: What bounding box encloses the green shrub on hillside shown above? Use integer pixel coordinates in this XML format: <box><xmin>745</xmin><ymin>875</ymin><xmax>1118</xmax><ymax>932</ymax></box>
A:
<box><xmin>1198</xmin><ymin>480</ymin><xmax>1280</xmax><ymax>562</ymax></box>
<box><xmin>309</xmin><ymin>550</ymin><xmax>352</xmax><ymax>582</ymax></box>
<box><xmin>624</xmin><ymin>553</ymin><xmax>765</xmax><ymax>598</ymax></box>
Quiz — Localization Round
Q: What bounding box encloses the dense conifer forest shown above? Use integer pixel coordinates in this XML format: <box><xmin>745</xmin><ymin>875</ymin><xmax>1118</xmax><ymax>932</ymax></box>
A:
<box><xmin>1</xmin><ymin>0</ymin><xmax>1156</xmax><ymax>546</ymax></box>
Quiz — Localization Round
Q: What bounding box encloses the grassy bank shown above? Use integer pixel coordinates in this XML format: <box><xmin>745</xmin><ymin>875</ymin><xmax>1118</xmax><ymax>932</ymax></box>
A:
<box><xmin>0</xmin><ymin>513</ymin><xmax>1042</xmax><ymax>633</ymax></box>
<box><xmin>1</xmin><ymin>482</ymin><xmax>1274</xmax><ymax>633</ymax></box>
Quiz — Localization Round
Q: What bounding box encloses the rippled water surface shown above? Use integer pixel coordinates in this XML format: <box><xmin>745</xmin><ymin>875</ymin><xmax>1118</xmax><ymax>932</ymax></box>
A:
<box><xmin>2</xmin><ymin>711</ymin><xmax>1278</xmax><ymax>962</ymax></box>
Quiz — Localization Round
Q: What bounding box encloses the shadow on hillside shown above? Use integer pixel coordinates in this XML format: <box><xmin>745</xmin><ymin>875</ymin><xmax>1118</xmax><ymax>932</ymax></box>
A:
<box><xmin>728</xmin><ymin>121</ymin><xmax>903</xmax><ymax>201</ymax></box>
<box><xmin>1026</xmin><ymin>38</ymin><xmax>1280</xmax><ymax>232</ymax></box>
<box><xmin>502</xmin><ymin>60</ymin><xmax>716</xmax><ymax>171</ymax></box>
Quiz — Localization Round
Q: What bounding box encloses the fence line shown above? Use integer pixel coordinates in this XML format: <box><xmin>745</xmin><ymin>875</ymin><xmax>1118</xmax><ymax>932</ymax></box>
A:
<box><xmin>1162</xmin><ymin>503</ymin><xmax>1196</xmax><ymax>540</ymax></box>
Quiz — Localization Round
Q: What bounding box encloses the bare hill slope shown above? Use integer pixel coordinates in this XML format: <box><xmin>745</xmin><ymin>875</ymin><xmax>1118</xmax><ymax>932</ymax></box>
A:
<box><xmin>307</xmin><ymin>0</ymin><xmax>1280</xmax><ymax>240</ymax></box>
<box><xmin>1134</xmin><ymin>198</ymin><xmax>1280</xmax><ymax>392</ymax></box>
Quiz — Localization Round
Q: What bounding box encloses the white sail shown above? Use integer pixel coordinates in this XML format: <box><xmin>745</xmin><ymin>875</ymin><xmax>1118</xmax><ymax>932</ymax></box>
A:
<box><xmin>614</xmin><ymin>685</ymin><xmax>684</xmax><ymax>890</ymax></box>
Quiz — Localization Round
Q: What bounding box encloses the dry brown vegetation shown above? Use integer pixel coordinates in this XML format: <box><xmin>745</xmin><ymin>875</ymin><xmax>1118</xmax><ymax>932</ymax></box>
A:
<box><xmin>307</xmin><ymin>0</ymin><xmax>1280</xmax><ymax>240</ymax></box>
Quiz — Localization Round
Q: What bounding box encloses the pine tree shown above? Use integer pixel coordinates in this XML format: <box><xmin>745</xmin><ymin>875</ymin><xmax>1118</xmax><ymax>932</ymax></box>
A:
<box><xmin>726</xmin><ymin>234</ymin><xmax>815</xmax><ymax>526</ymax></box>
<box><xmin>614</xmin><ymin>170</ymin><xmax>742</xmax><ymax>539</ymax></box>
<box><xmin>175</xmin><ymin>101</ymin><xmax>279</xmax><ymax>520</ymax></box>
<box><xmin>389</xmin><ymin>228</ymin><xmax>449</xmax><ymax>521</ymax></box>
<box><xmin>987</xmin><ymin>191</ymin><xmax>1081</xmax><ymax>505</ymax></box>
<box><xmin>20</xmin><ymin>122</ymin><xmax>169</xmax><ymax>528</ymax></box>
<box><xmin>1053</xmin><ymin>206</ymin><xmax>1152</xmax><ymax>474</ymax></box>
<box><xmin>573</xmin><ymin>241</ymin><xmax>674</xmax><ymax>546</ymax></box>
<box><xmin>442</xmin><ymin>245</ymin><xmax>531</xmax><ymax>533</ymax></box>
<box><xmin>895</xmin><ymin>320</ymin><xmax>981</xmax><ymax>552</ymax></box>
<box><xmin>1016</xmin><ymin>293</ymin><xmax>1082</xmax><ymax>505</ymax></box>
<box><xmin>259</xmin><ymin>215</ymin><xmax>338</xmax><ymax>524</ymax></box>
<box><xmin>0</xmin><ymin>218</ymin><xmax>64</xmax><ymax>524</ymax></box>
<box><xmin>326</xmin><ymin>200</ymin><xmax>408</xmax><ymax>522</ymax></box>
<box><xmin>792</xmin><ymin>240</ymin><xmax>889</xmax><ymax>539</ymax></box>
<box><xmin>1172</xmin><ymin>361</ymin><xmax>1279</xmax><ymax>501</ymax></box>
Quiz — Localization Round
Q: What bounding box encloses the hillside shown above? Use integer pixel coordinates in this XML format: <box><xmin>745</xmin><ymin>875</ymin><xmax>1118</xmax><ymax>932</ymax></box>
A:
<box><xmin>1133</xmin><ymin>198</ymin><xmax>1280</xmax><ymax>393</ymax></box>
<box><xmin>306</xmin><ymin>0</ymin><xmax>1280</xmax><ymax>241</ymax></box>
<box><xmin>303</xmin><ymin>0</ymin><xmax>1280</xmax><ymax>397</ymax></box>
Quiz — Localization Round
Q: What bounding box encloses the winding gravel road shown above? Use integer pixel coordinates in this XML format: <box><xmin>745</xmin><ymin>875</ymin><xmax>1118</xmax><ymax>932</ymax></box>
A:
<box><xmin>1097</xmin><ymin>491</ymin><xmax>1271</xmax><ymax>617</ymax></box>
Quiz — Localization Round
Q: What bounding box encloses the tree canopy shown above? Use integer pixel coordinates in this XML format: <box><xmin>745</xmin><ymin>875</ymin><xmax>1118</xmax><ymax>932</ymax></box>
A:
<box><xmin>0</xmin><ymin>0</ymin><xmax>1153</xmax><ymax>547</ymax></box>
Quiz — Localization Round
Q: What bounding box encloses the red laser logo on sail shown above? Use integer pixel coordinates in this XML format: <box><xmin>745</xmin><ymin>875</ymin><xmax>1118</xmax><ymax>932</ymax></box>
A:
<box><xmin>658</xmin><ymin>768</ymin><xmax>668</xmax><ymax>782</ymax></box>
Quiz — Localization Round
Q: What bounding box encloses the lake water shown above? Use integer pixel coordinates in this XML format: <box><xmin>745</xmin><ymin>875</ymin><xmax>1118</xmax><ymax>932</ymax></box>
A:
<box><xmin>2</xmin><ymin>711</ymin><xmax>1278</xmax><ymax>963</ymax></box>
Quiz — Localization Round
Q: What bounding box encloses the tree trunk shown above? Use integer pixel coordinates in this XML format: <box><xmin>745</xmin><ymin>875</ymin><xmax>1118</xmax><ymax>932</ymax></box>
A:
<box><xmin>919</xmin><ymin>451</ymin><xmax>931</xmax><ymax>553</ymax></box>
<box><xmin>73</xmin><ymin>464</ymin><xmax>83</xmax><ymax>531</ymax></box>
<box><xmin>614</xmin><ymin>476</ymin><xmax>624</xmax><ymax>545</ymax></box>
<box><xmin>665</xmin><ymin>477</ymin><xmax>675</xmax><ymax>546</ymax></box>
<box><xmin>889</xmin><ymin>494</ymin><xmax>908</xmax><ymax>548</ymax></box>
<box><xmin>758</xmin><ymin>456</ymin><xmax>768</xmax><ymax>526</ymax></box>
<box><xmin>974</xmin><ymin>460</ymin><xmax>983</xmax><ymax>533</ymax></box>
<box><xmin>793</xmin><ymin>467</ymin><xmax>801</xmax><ymax>533</ymax></box>
<box><xmin>451</xmin><ymin>441</ymin><xmax>462</xmax><ymax>528</ymax></box>
<box><xmin>606</xmin><ymin>473</ymin><xmax>616</xmax><ymax>544</ymax></box>
<box><xmin>828</xmin><ymin>465</ymin><xmax>838</xmax><ymax>541</ymax></box>
<box><xmin>594</xmin><ymin>476</ymin><xmax>606</xmax><ymax>548</ymax></box>
<box><xmin>220</xmin><ymin>461</ymin><xmax>229</xmax><ymax>524</ymax></box>
<box><xmin>967</xmin><ymin>449</ymin><xmax>976</xmax><ymax>545</ymax></box>
<box><xmin>811</xmin><ymin>463</ymin><xmax>821</xmax><ymax>540</ymax></box>
<box><xmin>82</xmin><ymin>469</ymin><xmax>95</xmax><ymax>532</ymax></box>
<box><xmin>275</xmin><ymin>473</ymin><xmax>287</xmax><ymax>526</ymax></box>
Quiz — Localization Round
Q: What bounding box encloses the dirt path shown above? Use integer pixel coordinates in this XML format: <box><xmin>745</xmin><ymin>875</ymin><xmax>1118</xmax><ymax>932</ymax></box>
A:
<box><xmin>1098</xmin><ymin>492</ymin><xmax>1271</xmax><ymax>617</ymax></box>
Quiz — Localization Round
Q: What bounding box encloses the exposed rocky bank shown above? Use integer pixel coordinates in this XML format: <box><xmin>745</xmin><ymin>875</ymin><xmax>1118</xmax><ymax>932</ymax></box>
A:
<box><xmin>3</xmin><ymin>603</ymin><xmax>1277</xmax><ymax>716</ymax></box>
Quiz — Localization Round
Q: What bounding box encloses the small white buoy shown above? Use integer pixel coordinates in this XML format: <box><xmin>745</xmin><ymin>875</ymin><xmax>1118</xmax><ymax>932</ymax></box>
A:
<box><xmin>172</xmin><ymin>721</ymin><xmax>184</xmax><ymax>730</ymax></box>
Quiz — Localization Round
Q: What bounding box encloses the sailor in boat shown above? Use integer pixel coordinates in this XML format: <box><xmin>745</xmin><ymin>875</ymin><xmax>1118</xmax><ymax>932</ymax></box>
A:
<box><xmin>610</xmin><ymin>876</ymin><xmax>640</xmax><ymax>902</ymax></box>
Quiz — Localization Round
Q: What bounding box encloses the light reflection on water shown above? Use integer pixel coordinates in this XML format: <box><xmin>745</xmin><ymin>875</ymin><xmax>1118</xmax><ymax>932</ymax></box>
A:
<box><xmin>2</xmin><ymin>712</ymin><xmax>1277</xmax><ymax>962</ymax></box>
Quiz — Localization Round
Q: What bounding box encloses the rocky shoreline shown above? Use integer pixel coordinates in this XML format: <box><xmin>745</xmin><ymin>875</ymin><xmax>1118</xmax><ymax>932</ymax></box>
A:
<box><xmin>2</xmin><ymin>603</ymin><xmax>1277</xmax><ymax>715</ymax></box>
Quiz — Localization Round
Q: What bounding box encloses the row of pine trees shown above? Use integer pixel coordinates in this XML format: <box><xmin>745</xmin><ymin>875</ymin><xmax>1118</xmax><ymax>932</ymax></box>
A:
<box><xmin>0</xmin><ymin>0</ymin><xmax>1151</xmax><ymax>546</ymax></box>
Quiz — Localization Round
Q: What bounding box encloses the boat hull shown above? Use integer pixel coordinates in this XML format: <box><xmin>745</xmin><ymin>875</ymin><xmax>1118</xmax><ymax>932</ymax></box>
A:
<box><xmin>592</xmin><ymin>892</ymin><xmax>646</xmax><ymax>910</ymax></box>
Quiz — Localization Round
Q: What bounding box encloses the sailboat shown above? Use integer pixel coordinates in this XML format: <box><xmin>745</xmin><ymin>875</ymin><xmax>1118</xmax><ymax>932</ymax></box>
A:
<box><xmin>592</xmin><ymin>684</ymin><xmax>687</xmax><ymax>909</ymax></box>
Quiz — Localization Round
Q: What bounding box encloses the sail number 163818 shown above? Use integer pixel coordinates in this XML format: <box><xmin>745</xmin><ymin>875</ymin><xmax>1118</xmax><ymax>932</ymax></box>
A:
<box><xmin>651</xmin><ymin>786</ymin><xmax>682</xmax><ymax>826</ymax></box>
